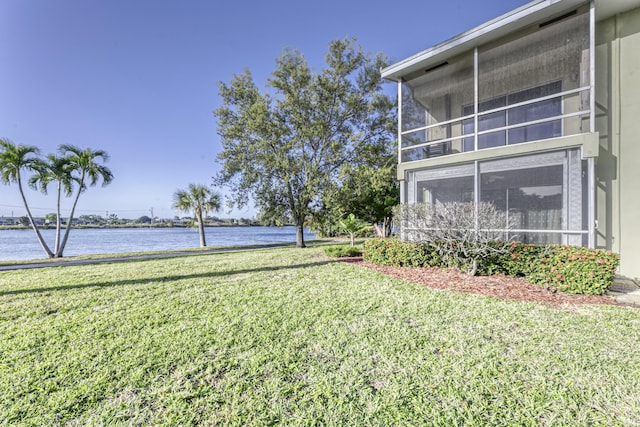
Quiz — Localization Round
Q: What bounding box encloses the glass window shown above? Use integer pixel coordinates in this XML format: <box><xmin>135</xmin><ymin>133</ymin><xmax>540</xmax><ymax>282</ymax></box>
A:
<box><xmin>462</xmin><ymin>81</ymin><xmax>562</xmax><ymax>151</ymax></box>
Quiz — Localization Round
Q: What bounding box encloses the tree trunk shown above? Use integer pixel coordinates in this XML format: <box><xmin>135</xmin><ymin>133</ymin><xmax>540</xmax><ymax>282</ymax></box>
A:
<box><xmin>296</xmin><ymin>221</ymin><xmax>305</xmax><ymax>248</ymax></box>
<box><xmin>17</xmin><ymin>176</ymin><xmax>53</xmax><ymax>258</ymax></box>
<box><xmin>54</xmin><ymin>182</ymin><xmax>62</xmax><ymax>255</ymax></box>
<box><xmin>197</xmin><ymin>211</ymin><xmax>207</xmax><ymax>247</ymax></box>
<box><xmin>383</xmin><ymin>216</ymin><xmax>392</xmax><ymax>238</ymax></box>
<box><xmin>57</xmin><ymin>173</ymin><xmax>85</xmax><ymax>258</ymax></box>
<box><xmin>468</xmin><ymin>259</ymin><xmax>478</xmax><ymax>276</ymax></box>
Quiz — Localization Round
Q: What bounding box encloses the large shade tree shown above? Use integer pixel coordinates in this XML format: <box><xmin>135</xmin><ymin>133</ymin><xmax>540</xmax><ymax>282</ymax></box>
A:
<box><xmin>172</xmin><ymin>184</ymin><xmax>221</xmax><ymax>247</ymax></box>
<box><xmin>214</xmin><ymin>38</ymin><xmax>394</xmax><ymax>247</ymax></box>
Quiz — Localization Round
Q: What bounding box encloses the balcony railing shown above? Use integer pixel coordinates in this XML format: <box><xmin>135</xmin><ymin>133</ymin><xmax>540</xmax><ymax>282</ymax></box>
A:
<box><xmin>400</xmin><ymin>85</ymin><xmax>591</xmax><ymax>163</ymax></box>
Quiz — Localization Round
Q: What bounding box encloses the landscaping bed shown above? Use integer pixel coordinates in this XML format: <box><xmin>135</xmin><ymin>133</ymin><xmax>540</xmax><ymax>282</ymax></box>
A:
<box><xmin>347</xmin><ymin>258</ymin><xmax>622</xmax><ymax>309</ymax></box>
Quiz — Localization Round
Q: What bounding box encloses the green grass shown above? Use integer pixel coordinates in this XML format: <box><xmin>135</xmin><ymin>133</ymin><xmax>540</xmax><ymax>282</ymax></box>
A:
<box><xmin>1</xmin><ymin>247</ymin><xmax>639</xmax><ymax>426</ymax></box>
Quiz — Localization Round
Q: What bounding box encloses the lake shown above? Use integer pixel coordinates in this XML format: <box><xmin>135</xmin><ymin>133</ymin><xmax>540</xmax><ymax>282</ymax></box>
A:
<box><xmin>0</xmin><ymin>226</ymin><xmax>315</xmax><ymax>261</ymax></box>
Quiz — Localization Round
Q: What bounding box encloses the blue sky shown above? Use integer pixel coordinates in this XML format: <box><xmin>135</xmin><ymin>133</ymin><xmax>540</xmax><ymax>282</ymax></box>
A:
<box><xmin>1</xmin><ymin>0</ymin><xmax>529</xmax><ymax>220</ymax></box>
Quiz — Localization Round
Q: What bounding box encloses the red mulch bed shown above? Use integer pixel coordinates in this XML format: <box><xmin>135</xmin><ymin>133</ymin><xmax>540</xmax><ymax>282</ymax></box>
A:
<box><xmin>339</xmin><ymin>257</ymin><xmax>620</xmax><ymax>309</ymax></box>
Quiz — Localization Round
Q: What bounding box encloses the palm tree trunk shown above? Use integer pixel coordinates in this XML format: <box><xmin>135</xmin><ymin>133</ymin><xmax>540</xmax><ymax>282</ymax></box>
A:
<box><xmin>57</xmin><ymin>175</ymin><xmax>85</xmax><ymax>257</ymax></box>
<box><xmin>54</xmin><ymin>182</ymin><xmax>62</xmax><ymax>255</ymax></box>
<box><xmin>197</xmin><ymin>211</ymin><xmax>206</xmax><ymax>247</ymax></box>
<box><xmin>17</xmin><ymin>176</ymin><xmax>53</xmax><ymax>258</ymax></box>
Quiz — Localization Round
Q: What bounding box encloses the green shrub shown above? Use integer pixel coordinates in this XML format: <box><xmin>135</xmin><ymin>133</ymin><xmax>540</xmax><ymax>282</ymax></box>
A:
<box><xmin>363</xmin><ymin>239</ymin><xmax>620</xmax><ymax>295</ymax></box>
<box><xmin>485</xmin><ymin>243</ymin><xmax>619</xmax><ymax>294</ymax></box>
<box><xmin>363</xmin><ymin>238</ymin><xmax>440</xmax><ymax>267</ymax></box>
<box><xmin>323</xmin><ymin>245</ymin><xmax>362</xmax><ymax>258</ymax></box>
<box><xmin>523</xmin><ymin>245</ymin><xmax>619</xmax><ymax>295</ymax></box>
<box><xmin>480</xmin><ymin>243</ymin><xmax>542</xmax><ymax>276</ymax></box>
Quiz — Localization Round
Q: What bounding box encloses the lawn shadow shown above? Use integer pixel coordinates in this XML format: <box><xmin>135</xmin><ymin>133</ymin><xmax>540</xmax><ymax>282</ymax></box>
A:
<box><xmin>0</xmin><ymin>259</ymin><xmax>338</xmax><ymax>297</ymax></box>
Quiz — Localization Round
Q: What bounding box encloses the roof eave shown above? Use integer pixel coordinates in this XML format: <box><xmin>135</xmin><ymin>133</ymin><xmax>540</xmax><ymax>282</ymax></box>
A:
<box><xmin>381</xmin><ymin>0</ymin><xmax>586</xmax><ymax>82</ymax></box>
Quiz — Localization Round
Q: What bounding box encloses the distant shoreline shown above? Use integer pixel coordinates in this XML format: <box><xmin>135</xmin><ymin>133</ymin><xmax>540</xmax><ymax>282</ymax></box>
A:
<box><xmin>0</xmin><ymin>223</ymin><xmax>289</xmax><ymax>231</ymax></box>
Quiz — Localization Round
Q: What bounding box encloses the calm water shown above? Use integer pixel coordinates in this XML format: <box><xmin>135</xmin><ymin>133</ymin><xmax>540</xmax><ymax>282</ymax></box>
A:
<box><xmin>0</xmin><ymin>226</ymin><xmax>315</xmax><ymax>261</ymax></box>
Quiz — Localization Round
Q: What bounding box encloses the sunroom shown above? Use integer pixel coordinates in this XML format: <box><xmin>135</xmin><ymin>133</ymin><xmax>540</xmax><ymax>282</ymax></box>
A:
<box><xmin>383</xmin><ymin>0</ymin><xmax>597</xmax><ymax>247</ymax></box>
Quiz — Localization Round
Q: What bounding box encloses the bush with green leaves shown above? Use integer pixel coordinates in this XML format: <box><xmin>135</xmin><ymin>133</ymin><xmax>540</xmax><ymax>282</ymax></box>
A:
<box><xmin>323</xmin><ymin>245</ymin><xmax>362</xmax><ymax>258</ymax></box>
<box><xmin>522</xmin><ymin>245</ymin><xmax>619</xmax><ymax>295</ymax></box>
<box><xmin>363</xmin><ymin>238</ymin><xmax>440</xmax><ymax>267</ymax></box>
<box><xmin>363</xmin><ymin>239</ymin><xmax>620</xmax><ymax>295</ymax></box>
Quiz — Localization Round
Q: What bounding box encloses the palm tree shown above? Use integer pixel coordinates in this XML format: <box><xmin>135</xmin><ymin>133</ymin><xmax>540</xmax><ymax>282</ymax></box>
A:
<box><xmin>339</xmin><ymin>213</ymin><xmax>372</xmax><ymax>247</ymax></box>
<box><xmin>173</xmin><ymin>184</ymin><xmax>221</xmax><ymax>247</ymax></box>
<box><xmin>56</xmin><ymin>145</ymin><xmax>114</xmax><ymax>257</ymax></box>
<box><xmin>29</xmin><ymin>154</ymin><xmax>74</xmax><ymax>255</ymax></box>
<box><xmin>0</xmin><ymin>138</ymin><xmax>54</xmax><ymax>257</ymax></box>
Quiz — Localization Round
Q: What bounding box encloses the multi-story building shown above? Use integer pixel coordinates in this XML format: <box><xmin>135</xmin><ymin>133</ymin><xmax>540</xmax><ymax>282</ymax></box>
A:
<box><xmin>382</xmin><ymin>0</ymin><xmax>640</xmax><ymax>279</ymax></box>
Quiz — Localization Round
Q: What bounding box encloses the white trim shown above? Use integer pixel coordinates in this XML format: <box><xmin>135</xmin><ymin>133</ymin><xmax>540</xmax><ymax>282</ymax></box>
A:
<box><xmin>400</xmin><ymin>110</ymin><xmax>589</xmax><ymax>152</ymax></box>
<box><xmin>381</xmin><ymin>0</ymin><xmax>587</xmax><ymax>81</ymax></box>
<box><xmin>476</xmin><ymin>110</ymin><xmax>589</xmax><ymax>136</ymax></box>
<box><xmin>397</xmin><ymin>81</ymin><xmax>402</xmax><ymax>162</ymax></box>
<box><xmin>403</xmin><ymin>227</ymin><xmax>589</xmax><ymax>234</ymax></box>
<box><xmin>400</xmin><ymin>86</ymin><xmax>589</xmax><ymax>137</ymax></box>
<box><xmin>588</xmin><ymin>0</ymin><xmax>596</xmax><ymax>248</ymax></box>
<box><xmin>478</xmin><ymin>87</ymin><xmax>588</xmax><ymax>116</ymax></box>
<box><xmin>589</xmin><ymin>0</ymin><xmax>596</xmax><ymax>134</ymax></box>
<box><xmin>400</xmin><ymin>113</ymin><xmax>476</xmax><ymax>135</ymax></box>
<box><xmin>474</xmin><ymin>47</ymin><xmax>479</xmax><ymax>152</ymax></box>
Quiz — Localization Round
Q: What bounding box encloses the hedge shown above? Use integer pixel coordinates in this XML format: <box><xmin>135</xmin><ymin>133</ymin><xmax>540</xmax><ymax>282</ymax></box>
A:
<box><xmin>363</xmin><ymin>238</ymin><xmax>620</xmax><ymax>295</ymax></box>
<box><xmin>323</xmin><ymin>245</ymin><xmax>362</xmax><ymax>258</ymax></box>
<box><xmin>362</xmin><ymin>238</ymin><xmax>440</xmax><ymax>267</ymax></box>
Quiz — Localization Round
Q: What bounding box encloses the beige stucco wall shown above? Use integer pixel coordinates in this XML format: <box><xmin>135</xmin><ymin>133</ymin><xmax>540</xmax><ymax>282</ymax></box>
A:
<box><xmin>595</xmin><ymin>6</ymin><xmax>640</xmax><ymax>279</ymax></box>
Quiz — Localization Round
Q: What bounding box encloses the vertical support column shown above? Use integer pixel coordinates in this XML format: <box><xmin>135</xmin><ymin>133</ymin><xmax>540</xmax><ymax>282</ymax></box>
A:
<box><xmin>474</xmin><ymin>160</ymin><xmax>480</xmax><ymax>233</ymax></box>
<box><xmin>474</xmin><ymin>47</ymin><xmax>479</xmax><ymax>152</ymax></box>
<box><xmin>473</xmin><ymin>47</ymin><xmax>480</xmax><ymax>235</ymax></box>
<box><xmin>567</xmin><ymin>149</ymin><xmax>584</xmax><ymax>246</ymax></box>
<box><xmin>589</xmin><ymin>0</ymin><xmax>595</xmax><ymax>134</ymax></box>
<box><xmin>588</xmin><ymin>157</ymin><xmax>595</xmax><ymax>247</ymax></box>
<box><xmin>562</xmin><ymin>153</ymin><xmax>569</xmax><ymax>245</ymax></box>
<box><xmin>505</xmin><ymin>187</ymin><xmax>510</xmax><ymax>241</ymax></box>
<box><xmin>588</xmin><ymin>0</ymin><xmax>596</xmax><ymax>248</ymax></box>
<box><xmin>399</xmin><ymin>178</ymin><xmax>406</xmax><ymax>241</ymax></box>
<box><xmin>397</xmin><ymin>80</ymin><xmax>403</xmax><ymax>165</ymax></box>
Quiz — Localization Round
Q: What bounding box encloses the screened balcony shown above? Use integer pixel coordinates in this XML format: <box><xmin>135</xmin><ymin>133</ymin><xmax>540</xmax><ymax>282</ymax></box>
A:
<box><xmin>399</xmin><ymin>8</ymin><xmax>592</xmax><ymax>163</ymax></box>
<box><xmin>406</xmin><ymin>148</ymin><xmax>589</xmax><ymax>245</ymax></box>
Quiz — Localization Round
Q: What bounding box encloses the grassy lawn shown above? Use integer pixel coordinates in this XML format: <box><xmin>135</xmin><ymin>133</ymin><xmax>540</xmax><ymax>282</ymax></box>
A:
<box><xmin>1</xmin><ymin>247</ymin><xmax>639</xmax><ymax>426</ymax></box>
